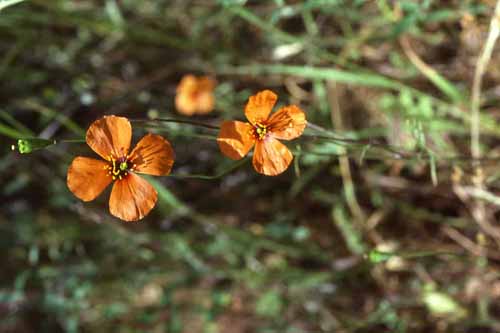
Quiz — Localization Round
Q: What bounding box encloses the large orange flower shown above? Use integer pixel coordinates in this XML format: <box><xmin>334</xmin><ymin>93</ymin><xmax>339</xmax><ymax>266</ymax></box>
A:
<box><xmin>175</xmin><ymin>74</ymin><xmax>216</xmax><ymax>115</ymax></box>
<box><xmin>217</xmin><ymin>90</ymin><xmax>306</xmax><ymax>176</ymax></box>
<box><xmin>67</xmin><ymin>115</ymin><xmax>174</xmax><ymax>222</ymax></box>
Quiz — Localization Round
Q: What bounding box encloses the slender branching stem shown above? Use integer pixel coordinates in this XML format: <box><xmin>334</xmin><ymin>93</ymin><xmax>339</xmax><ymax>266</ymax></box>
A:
<box><xmin>131</xmin><ymin>117</ymin><xmax>220</xmax><ymax>130</ymax></box>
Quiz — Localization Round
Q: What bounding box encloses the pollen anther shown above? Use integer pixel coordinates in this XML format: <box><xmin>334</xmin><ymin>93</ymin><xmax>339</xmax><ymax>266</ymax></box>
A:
<box><xmin>105</xmin><ymin>155</ymin><xmax>131</xmax><ymax>180</ymax></box>
<box><xmin>253</xmin><ymin>123</ymin><xmax>268</xmax><ymax>140</ymax></box>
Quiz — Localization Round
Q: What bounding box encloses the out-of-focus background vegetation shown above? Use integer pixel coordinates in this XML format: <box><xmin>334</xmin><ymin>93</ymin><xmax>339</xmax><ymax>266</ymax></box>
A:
<box><xmin>2</xmin><ymin>0</ymin><xmax>500</xmax><ymax>332</ymax></box>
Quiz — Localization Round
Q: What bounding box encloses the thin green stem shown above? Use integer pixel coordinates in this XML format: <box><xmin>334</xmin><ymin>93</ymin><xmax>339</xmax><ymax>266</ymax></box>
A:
<box><xmin>131</xmin><ymin>118</ymin><xmax>220</xmax><ymax>130</ymax></box>
<box><xmin>305</xmin><ymin>122</ymin><xmax>500</xmax><ymax>163</ymax></box>
<box><xmin>367</xmin><ymin>249</ymin><xmax>463</xmax><ymax>263</ymax></box>
<box><xmin>169</xmin><ymin>158</ymin><xmax>249</xmax><ymax>180</ymax></box>
<box><xmin>58</xmin><ymin>139</ymin><xmax>86</xmax><ymax>143</ymax></box>
<box><xmin>18</xmin><ymin>116</ymin><xmax>500</xmax><ymax>164</ymax></box>
<box><xmin>471</xmin><ymin>1</ymin><xmax>500</xmax><ymax>161</ymax></box>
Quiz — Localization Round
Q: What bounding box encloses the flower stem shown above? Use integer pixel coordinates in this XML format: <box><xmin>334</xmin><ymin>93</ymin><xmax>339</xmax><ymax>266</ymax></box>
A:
<box><xmin>131</xmin><ymin>117</ymin><xmax>220</xmax><ymax>130</ymax></box>
<box><xmin>58</xmin><ymin>139</ymin><xmax>86</xmax><ymax>143</ymax></box>
<box><xmin>471</xmin><ymin>0</ymin><xmax>500</xmax><ymax>162</ymax></box>
<box><xmin>169</xmin><ymin>158</ymin><xmax>249</xmax><ymax>180</ymax></box>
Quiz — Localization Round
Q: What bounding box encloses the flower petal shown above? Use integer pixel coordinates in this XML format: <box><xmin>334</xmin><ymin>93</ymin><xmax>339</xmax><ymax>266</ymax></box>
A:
<box><xmin>217</xmin><ymin>121</ymin><xmax>255</xmax><ymax>160</ymax></box>
<box><xmin>194</xmin><ymin>91</ymin><xmax>215</xmax><ymax>114</ymax></box>
<box><xmin>244</xmin><ymin>90</ymin><xmax>278</xmax><ymax>125</ymax></box>
<box><xmin>268</xmin><ymin>105</ymin><xmax>306</xmax><ymax>140</ymax></box>
<box><xmin>175</xmin><ymin>75</ymin><xmax>215</xmax><ymax>115</ymax></box>
<box><xmin>176</xmin><ymin>74</ymin><xmax>197</xmax><ymax>94</ymax></box>
<box><xmin>175</xmin><ymin>92</ymin><xmax>197</xmax><ymax>116</ymax></box>
<box><xmin>86</xmin><ymin>115</ymin><xmax>132</xmax><ymax>159</ymax></box>
<box><xmin>67</xmin><ymin>157</ymin><xmax>112</xmax><ymax>201</ymax></box>
<box><xmin>197</xmin><ymin>76</ymin><xmax>216</xmax><ymax>90</ymax></box>
<box><xmin>129</xmin><ymin>134</ymin><xmax>175</xmax><ymax>176</ymax></box>
<box><xmin>252</xmin><ymin>138</ymin><xmax>293</xmax><ymax>176</ymax></box>
<box><xmin>109</xmin><ymin>173</ymin><xmax>158</xmax><ymax>222</ymax></box>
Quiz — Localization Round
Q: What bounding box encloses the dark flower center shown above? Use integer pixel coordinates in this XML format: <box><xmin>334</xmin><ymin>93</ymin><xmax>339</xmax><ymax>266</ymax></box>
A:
<box><xmin>105</xmin><ymin>155</ymin><xmax>136</xmax><ymax>180</ymax></box>
<box><xmin>253</xmin><ymin>122</ymin><xmax>268</xmax><ymax>140</ymax></box>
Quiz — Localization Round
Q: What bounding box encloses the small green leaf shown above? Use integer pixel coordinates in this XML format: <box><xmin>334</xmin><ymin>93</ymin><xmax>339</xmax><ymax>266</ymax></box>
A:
<box><xmin>366</xmin><ymin>250</ymin><xmax>394</xmax><ymax>263</ymax></box>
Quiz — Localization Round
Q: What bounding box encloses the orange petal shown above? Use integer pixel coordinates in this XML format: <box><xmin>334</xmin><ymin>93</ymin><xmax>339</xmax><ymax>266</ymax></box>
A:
<box><xmin>86</xmin><ymin>115</ymin><xmax>132</xmax><ymax>159</ymax></box>
<box><xmin>176</xmin><ymin>74</ymin><xmax>197</xmax><ymax>93</ymax></box>
<box><xmin>193</xmin><ymin>91</ymin><xmax>215</xmax><ymax>114</ymax></box>
<box><xmin>175</xmin><ymin>91</ymin><xmax>197</xmax><ymax>116</ymax></box>
<box><xmin>67</xmin><ymin>157</ymin><xmax>112</xmax><ymax>201</ymax></box>
<box><xmin>109</xmin><ymin>173</ymin><xmax>158</xmax><ymax>222</ymax></box>
<box><xmin>268</xmin><ymin>105</ymin><xmax>306</xmax><ymax>140</ymax></box>
<box><xmin>244</xmin><ymin>90</ymin><xmax>278</xmax><ymax>125</ymax></box>
<box><xmin>252</xmin><ymin>138</ymin><xmax>293</xmax><ymax>176</ymax></box>
<box><xmin>217</xmin><ymin>121</ymin><xmax>255</xmax><ymax>160</ymax></box>
<box><xmin>175</xmin><ymin>75</ymin><xmax>215</xmax><ymax>115</ymax></box>
<box><xmin>129</xmin><ymin>134</ymin><xmax>175</xmax><ymax>176</ymax></box>
<box><xmin>197</xmin><ymin>76</ymin><xmax>216</xmax><ymax>91</ymax></box>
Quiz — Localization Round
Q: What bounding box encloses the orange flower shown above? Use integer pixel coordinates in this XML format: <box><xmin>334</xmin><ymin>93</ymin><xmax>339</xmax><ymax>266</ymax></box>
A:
<box><xmin>175</xmin><ymin>74</ymin><xmax>216</xmax><ymax>115</ymax></box>
<box><xmin>67</xmin><ymin>115</ymin><xmax>174</xmax><ymax>222</ymax></box>
<box><xmin>217</xmin><ymin>90</ymin><xmax>306</xmax><ymax>176</ymax></box>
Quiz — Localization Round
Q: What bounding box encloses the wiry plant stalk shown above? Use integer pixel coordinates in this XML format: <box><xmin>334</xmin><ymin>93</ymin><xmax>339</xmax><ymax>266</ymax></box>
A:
<box><xmin>471</xmin><ymin>1</ymin><xmax>500</xmax><ymax>161</ymax></box>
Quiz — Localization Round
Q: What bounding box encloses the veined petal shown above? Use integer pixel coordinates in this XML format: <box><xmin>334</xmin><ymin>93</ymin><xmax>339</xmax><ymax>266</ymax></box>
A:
<box><xmin>268</xmin><ymin>105</ymin><xmax>306</xmax><ymax>140</ymax></box>
<box><xmin>67</xmin><ymin>157</ymin><xmax>112</xmax><ymax>201</ymax></box>
<box><xmin>244</xmin><ymin>90</ymin><xmax>278</xmax><ymax>125</ymax></box>
<box><xmin>86</xmin><ymin>115</ymin><xmax>132</xmax><ymax>159</ymax></box>
<box><xmin>130</xmin><ymin>134</ymin><xmax>175</xmax><ymax>176</ymax></box>
<box><xmin>109</xmin><ymin>173</ymin><xmax>157</xmax><ymax>222</ymax></box>
<box><xmin>252</xmin><ymin>138</ymin><xmax>293</xmax><ymax>176</ymax></box>
<box><xmin>217</xmin><ymin>121</ymin><xmax>255</xmax><ymax>160</ymax></box>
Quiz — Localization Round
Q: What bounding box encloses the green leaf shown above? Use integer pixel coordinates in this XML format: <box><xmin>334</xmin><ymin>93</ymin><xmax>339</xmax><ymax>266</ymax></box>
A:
<box><xmin>255</xmin><ymin>290</ymin><xmax>283</xmax><ymax>317</ymax></box>
<box><xmin>0</xmin><ymin>121</ymin><xmax>26</xmax><ymax>139</ymax></box>
<box><xmin>332</xmin><ymin>204</ymin><xmax>366</xmax><ymax>255</ymax></box>
<box><xmin>147</xmin><ymin>177</ymin><xmax>191</xmax><ymax>217</ymax></box>
<box><xmin>366</xmin><ymin>250</ymin><xmax>394</xmax><ymax>264</ymax></box>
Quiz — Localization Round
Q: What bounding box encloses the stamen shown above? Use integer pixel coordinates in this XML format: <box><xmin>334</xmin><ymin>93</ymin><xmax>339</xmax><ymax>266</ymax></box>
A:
<box><xmin>105</xmin><ymin>154</ymin><xmax>132</xmax><ymax>180</ymax></box>
<box><xmin>253</xmin><ymin>123</ymin><xmax>268</xmax><ymax>140</ymax></box>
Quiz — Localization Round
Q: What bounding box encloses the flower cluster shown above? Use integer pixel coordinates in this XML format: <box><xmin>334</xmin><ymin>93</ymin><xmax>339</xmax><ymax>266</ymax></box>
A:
<box><xmin>66</xmin><ymin>87</ymin><xmax>306</xmax><ymax>222</ymax></box>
